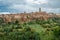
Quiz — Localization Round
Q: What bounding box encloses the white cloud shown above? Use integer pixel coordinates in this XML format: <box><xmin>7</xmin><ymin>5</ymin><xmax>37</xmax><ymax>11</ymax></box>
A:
<box><xmin>9</xmin><ymin>4</ymin><xmax>37</xmax><ymax>12</ymax></box>
<box><xmin>42</xmin><ymin>8</ymin><xmax>60</xmax><ymax>13</ymax></box>
<box><xmin>0</xmin><ymin>12</ymin><xmax>10</xmax><ymax>14</ymax></box>
<box><xmin>26</xmin><ymin>0</ymin><xmax>48</xmax><ymax>4</ymax></box>
<box><xmin>39</xmin><ymin>0</ymin><xmax>48</xmax><ymax>4</ymax></box>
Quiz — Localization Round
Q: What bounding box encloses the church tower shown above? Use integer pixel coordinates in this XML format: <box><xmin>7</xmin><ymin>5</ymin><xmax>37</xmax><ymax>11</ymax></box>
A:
<box><xmin>39</xmin><ymin>8</ymin><xmax>41</xmax><ymax>12</ymax></box>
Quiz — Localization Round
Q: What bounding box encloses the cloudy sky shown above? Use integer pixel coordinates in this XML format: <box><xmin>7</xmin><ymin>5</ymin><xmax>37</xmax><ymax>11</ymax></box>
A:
<box><xmin>0</xmin><ymin>0</ymin><xmax>60</xmax><ymax>14</ymax></box>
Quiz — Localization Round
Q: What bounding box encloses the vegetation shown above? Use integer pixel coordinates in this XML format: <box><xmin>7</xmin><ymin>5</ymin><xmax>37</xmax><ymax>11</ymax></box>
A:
<box><xmin>0</xmin><ymin>18</ymin><xmax>40</xmax><ymax>40</ymax></box>
<box><xmin>0</xmin><ymin>17</ymin><xmax>60</xmax><ymax>40</ymax></box>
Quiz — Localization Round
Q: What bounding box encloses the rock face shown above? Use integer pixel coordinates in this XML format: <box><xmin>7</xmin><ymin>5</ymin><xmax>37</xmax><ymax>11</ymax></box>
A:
<box><xmin>0</xmin><ymin>11</ymin><xmax>58</xmax><ymax>23</ymax></box>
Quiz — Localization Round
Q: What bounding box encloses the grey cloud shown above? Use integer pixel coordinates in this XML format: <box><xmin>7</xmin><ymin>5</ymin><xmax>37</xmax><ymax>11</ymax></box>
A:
<box><xmin>32</xmin><ymin>0</ymin><xmax>60</xmax><ymax>8</ymax></box>
<box><xmin>0</xmin><ymin>0</ymin><xmax>60</xmax><ymax>13</ymax></box>
<box><xmin>42</xmin><ymin>0</ymin><xmax>60</xmax><ymax>8</ymax></box>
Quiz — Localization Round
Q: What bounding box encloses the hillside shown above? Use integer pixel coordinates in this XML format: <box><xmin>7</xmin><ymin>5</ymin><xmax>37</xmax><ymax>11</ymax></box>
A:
<box><xmin>0</xmin><ymin>11</ymin><xmax>59</xmax><ymax>23</ymax></box>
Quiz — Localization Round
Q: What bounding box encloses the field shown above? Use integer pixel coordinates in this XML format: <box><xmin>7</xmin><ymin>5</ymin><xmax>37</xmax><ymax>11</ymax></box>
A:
<box><xmin>0</xmin><ymin>17</ymin><xmax>60</xmax><ymax>40</ymax></box>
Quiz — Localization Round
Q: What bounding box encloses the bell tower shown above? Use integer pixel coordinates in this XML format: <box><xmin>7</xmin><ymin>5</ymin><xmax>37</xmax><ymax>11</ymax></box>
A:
<box><xmin>39</xmin><ymin>8</ymin><xmax>41</xmax><ymax>12</ymax></box>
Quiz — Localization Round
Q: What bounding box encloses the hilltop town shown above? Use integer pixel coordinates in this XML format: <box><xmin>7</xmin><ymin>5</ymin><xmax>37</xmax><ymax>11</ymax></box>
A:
<box><xmin>0</xmin><ymin>8</ymin><xmax>60</xmax><ymax>23</ymax></box>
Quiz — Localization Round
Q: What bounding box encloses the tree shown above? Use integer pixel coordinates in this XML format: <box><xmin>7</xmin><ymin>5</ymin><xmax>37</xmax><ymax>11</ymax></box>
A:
<box><xmin>0</xmin><ymin>18</ymin><xmax>5</xmax><ymax>24</ymax></box>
